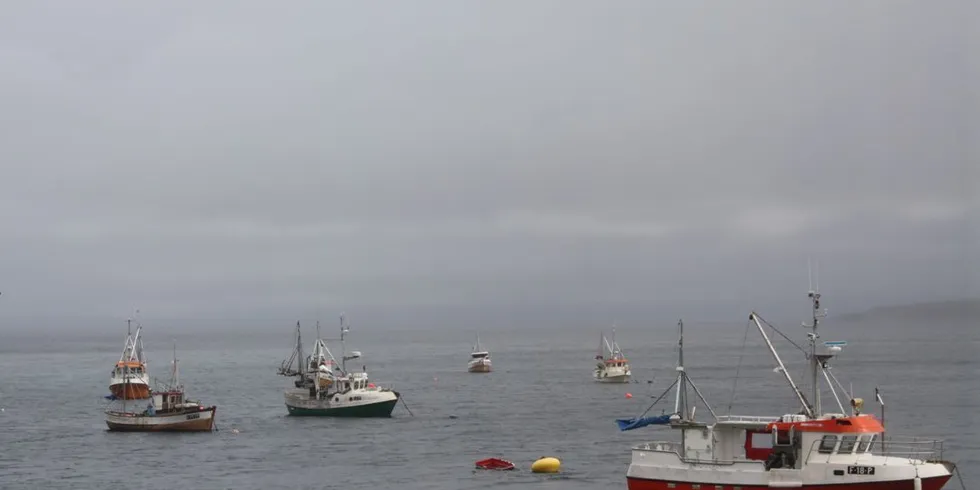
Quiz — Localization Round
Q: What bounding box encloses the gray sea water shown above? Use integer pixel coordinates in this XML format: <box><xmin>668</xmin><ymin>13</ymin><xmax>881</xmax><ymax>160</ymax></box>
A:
<box><xmin>0</xmin><ymin>313</ymin><xmax>977</xmax><ymax>489</ymax></box>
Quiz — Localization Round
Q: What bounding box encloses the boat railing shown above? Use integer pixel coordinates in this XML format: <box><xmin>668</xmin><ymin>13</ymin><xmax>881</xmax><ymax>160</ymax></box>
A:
<box><xmin>632</xmin><ymin>441</ymin><xmax>766</xmax><ymax>467</ymax></box>
<box><xmin>803</xmin><ymin>436</ymin><xmax>945</xmax><ymax>465</ymax></box>
<box><xmin>874</xmin><ymin>436</ymin><xmax>945</xmax><ymax>461</ymax></box>
<box><xmin>364</xmin><ymin>382</ymin><xmax>395</xmax><ymax>392</ymax></box>
<box><xmin>634</xmin><ymin>441</ymin><xmax>683</xmax><ymax>454</ymax></box>
<box><xmin>715</xmin><ymin>414</ymin><xmax>780</xmax><ymax>424</ymax></box>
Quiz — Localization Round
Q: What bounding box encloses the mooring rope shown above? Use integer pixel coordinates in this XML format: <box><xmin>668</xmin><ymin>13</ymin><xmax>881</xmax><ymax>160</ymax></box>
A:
<box><xmin>399</xmin><ymin>395</ymin><xmax>415</xmax><ymax>417</ymax></box>
<box><xmin>954</xmin><ymin>463</ymin><xmax>967</xmax><ymax>490</ymax></box>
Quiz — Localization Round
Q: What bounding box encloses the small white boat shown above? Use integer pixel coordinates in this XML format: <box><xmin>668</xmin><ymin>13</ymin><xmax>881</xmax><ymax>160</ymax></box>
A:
<box><xmin>594</xmin><ymin>328</ymin><xmax>631</xmax><ymax>383</ymax></box>
<box><xmin>467</xmin><ymin>334</ymin><xmax>492</xmax><ymax>373</ymax></box>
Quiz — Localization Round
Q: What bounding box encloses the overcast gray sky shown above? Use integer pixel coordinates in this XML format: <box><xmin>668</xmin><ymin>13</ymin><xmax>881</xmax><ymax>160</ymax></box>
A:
<box><xmin>0</xmin><ymin>1</ymin><xmax>976</xmax><ymax>329</ymax></box>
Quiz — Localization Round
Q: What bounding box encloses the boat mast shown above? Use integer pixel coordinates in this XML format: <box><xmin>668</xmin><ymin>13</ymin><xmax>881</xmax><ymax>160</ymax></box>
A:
<box><xmin>673</xmin><ymin>319</ymin><xmax>688</xmax><ymax>418</ymax></box>
<box><xmin>803</xmin><ymin>263</ymin><xmax>825</xmax><ymax>416</ymax></box>
<box><xmin>169</xmin><ymin>341</ymin><xmax>181</xmax><ymax>391</ymax></box>
<box><xmin>123</xmin><ymin>320</ymin><xmax>129</xmax><ymax>412</ymax></box>
<box><xmin>668</xmin><ymin>319</ymin><xmax>716</xmax><ymax>422</ymax></box>
<box><xmin>296</xmin><ymin>321</ymin><xmax>304</xmax><ymax>377</ymax></box>
<box><xmin>339</xmin><ymin>313</ymin><xmax>348</xmax><ymax>372</ymax></box>
<box><xmin>750</xmin><ymin>312</ymin><xmax>814</xmax><ymax>418</ymax></box>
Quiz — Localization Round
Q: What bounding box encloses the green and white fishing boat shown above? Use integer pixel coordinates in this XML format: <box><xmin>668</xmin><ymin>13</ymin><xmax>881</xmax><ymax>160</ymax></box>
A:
<box><xmin>277</xmin><ymin>315</ymin><xmax>400</xmax><ymax>417</ymax></box>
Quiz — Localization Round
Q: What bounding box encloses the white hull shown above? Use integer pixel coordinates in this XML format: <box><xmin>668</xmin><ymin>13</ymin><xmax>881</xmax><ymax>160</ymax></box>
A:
<box><xmin>627</xmin><ymin>444</ymin><xmax>954</xmax><ymax>488</ymax></box>
<box><xmin>594</xmin><ymin>364</ymin><xmax>631</xmax><ymax>383</ymax></box>
<box><xmin>468</xmin><ymin>358</ymin><xmax>491</xmax><ymax>372</ymax></box>
<box><xmin>284</xmin><ymin>387</ymin><xmax>399</xmax><ymax>416</ymax></box>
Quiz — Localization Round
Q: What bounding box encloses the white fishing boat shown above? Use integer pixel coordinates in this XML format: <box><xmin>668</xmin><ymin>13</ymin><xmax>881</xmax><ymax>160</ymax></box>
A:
<box><xmin>108</xmin><ymin>319</ymin><xmax>151</xmax><ymax>400</ymax></box>
<box><xmin>619</xmin><ymin>286</ymin><xmax>960</xmax><ymax>490</ymax></box>
<box><xmin>279</xmin><ymin>315</ymin><xmax>400</xmax><ymax>417</ymax></box>
<box><xmin>594</xmin><ymin>328</ymin><xmax>631</xmax><ymax>383</ymax></box>
<box><xmin>467</xmin><ymin>334</ymin><xmax>492</xmax><ymax>373</ymax></box>
<box><xmin>105</xmin><ymin>342</ymin><xmax>216</xmax><ymax>432</ymax></box>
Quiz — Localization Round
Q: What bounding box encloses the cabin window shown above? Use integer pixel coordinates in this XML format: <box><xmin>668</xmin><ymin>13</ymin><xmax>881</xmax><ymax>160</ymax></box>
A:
<box><xmin>838</xmin><ymin>435</ymin><xmax>858</xmax><ymax>453</ymax></box>
<box><xmin>857</xmin><ymin>434</ymin><xmax>875</xmax><ymax>453</ymax></box>
<box><xmin>818</xmin><ymin>435</ymin><xmax>839</xmax><ymax>454</ymax></box>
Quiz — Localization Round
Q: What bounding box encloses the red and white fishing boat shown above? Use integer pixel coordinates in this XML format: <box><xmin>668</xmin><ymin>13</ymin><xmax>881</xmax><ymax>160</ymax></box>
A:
<box><xmin>108</xmin><ymin>319</ymin><xmax>151</xmax><ymax>400</ymax></box>
<box><xmin>620</xmin><ymin>287</ymin><xmax>961</xmax><ymax>490</ymax></box>
<box><xmin>595</xmin><ymin>327</ymin><xmax>632</xmax><ymax>383</ymax></box>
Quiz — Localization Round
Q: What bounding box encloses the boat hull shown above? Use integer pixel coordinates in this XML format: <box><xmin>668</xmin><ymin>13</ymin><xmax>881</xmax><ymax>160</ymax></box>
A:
<box><xmin>627</xmin><ymin>475</ymin><xmax>952</xmax><ymax>490</ymax></box>
<box><xmin>286</xmin><ymin>398</ymin><xmax>398</xmax><ymax>417</ymax></box>
<box><xmin>105</xmin><ymin>407</ymin><xmax>216</xmax><ymax>432</ymax></box>
<box><xmin>468</xmin><ymin>361</ymin><xmax>491</xmax><ymax>373</ymax></box>
<box><xmin>284</xmin><ymin>388</ymin><xmax>399</xmax><ymax>417</ymax></box>
<box><xmin>595</xmin><ymin>373</ymin><xmax>631</xmax><ymax>383</ymax></box>
<box><xmin>108</xmin><ymin>382</ymin><xmax>151</xmax><ymax>400</ymax></box>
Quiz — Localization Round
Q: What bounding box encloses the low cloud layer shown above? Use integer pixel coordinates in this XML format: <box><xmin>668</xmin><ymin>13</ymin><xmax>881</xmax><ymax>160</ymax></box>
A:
<box><xmin>0</xmin><ymin>1</ymin><xmax>976</xmax><ymax>328</ymax></box>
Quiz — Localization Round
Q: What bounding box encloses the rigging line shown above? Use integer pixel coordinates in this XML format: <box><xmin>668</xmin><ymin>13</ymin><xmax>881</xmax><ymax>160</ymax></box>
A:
<box><xmin>825</xmin><ymin>368</ymin><xmax>852</xmax><ymax>400</ymax></box>
<box><xmin>821</xmin><ymin>368</ymin><xmax>846</xmax><ymax>414</ymax></box>
<box><xmin>685</xmin><ymin>376</ymin><xmax>719</xmax><ymax>420</ymax></box>
<box><xmin>753</xmin><ymin>313</ymin><xmax>807</xmax><ymax>355</ymax></box>
<box><xmin>727</xmin><ymin>319</ymin><xmax>753</xmax><ymax>414</ymax></box>
<box><xmin>636</xmin><ymin>377</ymin><xmax>679</xmax><ymax>419</ymax></box>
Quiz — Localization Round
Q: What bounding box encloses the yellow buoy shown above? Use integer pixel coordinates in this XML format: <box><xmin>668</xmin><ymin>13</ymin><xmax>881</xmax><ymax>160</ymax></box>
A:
<box><xmin>531</xmin><ymin>456</ymin><xmax>561</xmax><ymax>474</ymax></box>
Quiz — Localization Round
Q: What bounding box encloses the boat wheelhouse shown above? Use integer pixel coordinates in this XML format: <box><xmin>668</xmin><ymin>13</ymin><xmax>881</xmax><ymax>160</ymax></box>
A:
<box><xmin>621</xmin><ymin>290</ymin><xmax>958</xmax><ymax>490</ymax></box>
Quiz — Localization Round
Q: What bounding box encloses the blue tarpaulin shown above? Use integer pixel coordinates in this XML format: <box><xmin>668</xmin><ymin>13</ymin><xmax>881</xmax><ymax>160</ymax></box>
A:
<box><xmin>104</xmin><ymin>394</ymin><xmax>118</xmax><ymax>400</ymax></box>
<box><xmin>616</xmin><ymin>414</ymin><xmax>672</xmax><ymax>431</ymax></box>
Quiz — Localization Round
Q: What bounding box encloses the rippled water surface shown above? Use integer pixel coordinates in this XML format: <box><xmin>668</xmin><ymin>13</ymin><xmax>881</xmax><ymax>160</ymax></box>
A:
<box><xmin>1</xmin><ymin>315</ymin><xmax>976</xmax><ymax>489</ymax></box>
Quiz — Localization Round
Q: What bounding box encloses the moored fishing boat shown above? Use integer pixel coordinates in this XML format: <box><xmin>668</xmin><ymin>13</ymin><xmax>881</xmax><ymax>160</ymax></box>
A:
<box><xmin>467</xmin><ymin>334</ymin><xmax>492</xmax><ymax>373</ymax></box>
<box><xmin>594</xmin><ymin>328</ymin><xmax>631</xmax><ymax>383</ymax></box>
<box><xmin>278</xmin><ymin>315</ymin><xmax>400</xmax><ymax>417</ymax></box>
<box><xmin>108</xmin><ymin>319</ymin><xmax>151</xmax><ymax>400</ymax></box>
<box><xmin>105</xmin><ymin>343</ymin><xmax>216</xmax><ymax>432</ymax></box>
<box><xmin>619</xmin><ymin>287</ymin><xmax>959</xmax><ymax>490</ymax></box>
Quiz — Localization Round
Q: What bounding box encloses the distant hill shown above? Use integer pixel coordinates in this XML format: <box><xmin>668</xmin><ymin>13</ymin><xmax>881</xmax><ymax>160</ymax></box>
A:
<box><xmin>837</xmin><ymin>298</ymin><xmax>980</xmax><ymax>322</ymax></box>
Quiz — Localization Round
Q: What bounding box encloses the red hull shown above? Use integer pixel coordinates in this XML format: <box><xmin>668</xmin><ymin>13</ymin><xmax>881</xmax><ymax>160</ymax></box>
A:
<box><xmin>109</xmin><ymin>383</ymin><xmax>150</xmax><ymax>400</ymax></box>
<box><xmin>627</xmin><ymin>475</ymin><xmax>952</xmax><ymax>490</ymax></box>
